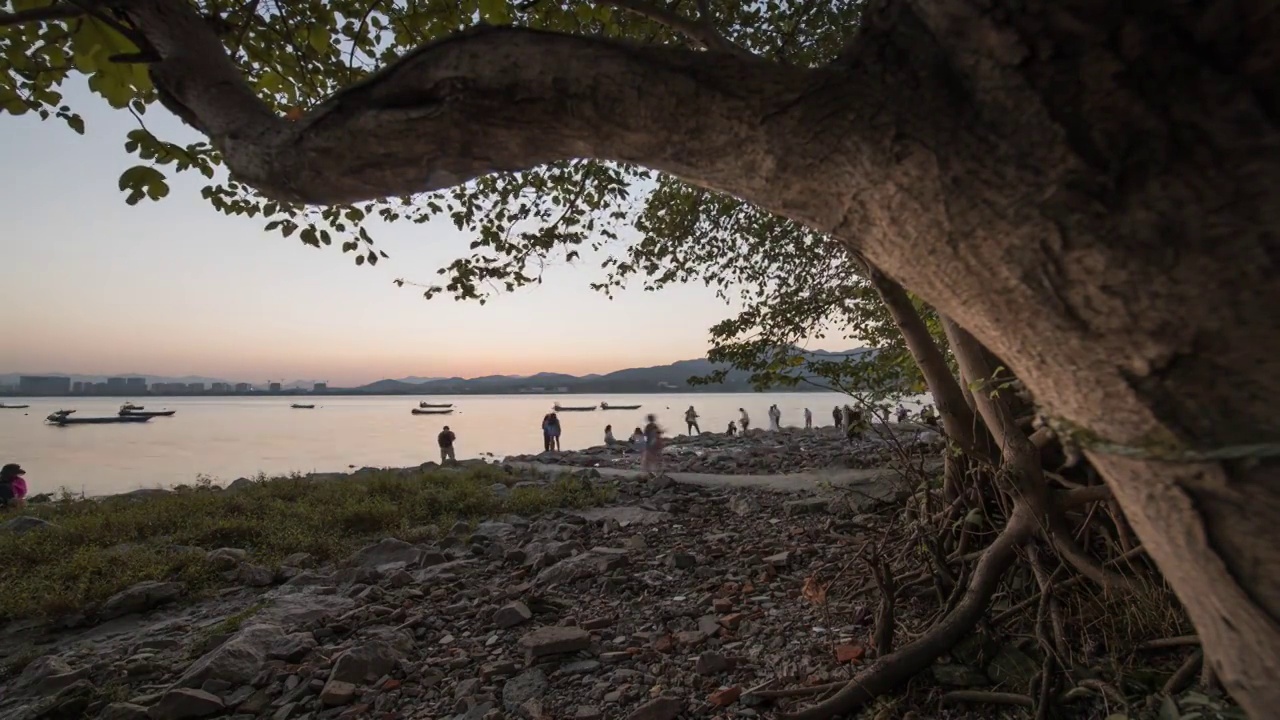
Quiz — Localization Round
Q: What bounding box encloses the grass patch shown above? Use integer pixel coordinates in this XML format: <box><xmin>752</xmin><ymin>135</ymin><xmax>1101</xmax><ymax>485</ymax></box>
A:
<box><xmin>0</xmin><ymin>466</ymin><xmax>611</xmax><ymax>621</ymax></box>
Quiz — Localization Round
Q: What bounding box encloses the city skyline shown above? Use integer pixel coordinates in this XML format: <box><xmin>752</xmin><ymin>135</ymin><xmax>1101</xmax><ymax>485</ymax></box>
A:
<box><xmin>0</xmin><ymin>83</ymin><xmax>833</xmax><ymax>387</ymax></box>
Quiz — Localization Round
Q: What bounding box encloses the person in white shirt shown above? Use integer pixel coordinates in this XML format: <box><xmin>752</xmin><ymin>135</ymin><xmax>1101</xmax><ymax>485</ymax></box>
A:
<box><xmin>684</xmin><ymin>406</ymin><xmax>701</xmax><ymax>435</ymax></box>
<box><xmin>767</xmin><ymin>404</ymin><xmax>781</xmax><ymax>431</ymax></box>
<box><xmin>738</xmin><ymin>408</ymin><xmax>750</xmax><ymax>433</ymax></box>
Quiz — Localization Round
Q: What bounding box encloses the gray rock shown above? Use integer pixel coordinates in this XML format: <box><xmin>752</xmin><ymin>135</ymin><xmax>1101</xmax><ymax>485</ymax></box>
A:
<box><xmin>931</xmin><ymin>663</ymin><xmax>990</xmax><ymax>687</ymax></box>
<box><xmin>519</xmin><ymin>627</ymin><xmax>590</xmax><ymax>658</ymax></box>
<box><xmin>727</xmin><ymin>495</ymin><xmax>760</xmax><ymax>516</ymax></box>
<box><xmin>501</xmin><ymin>669</ymin><xmax>548</xmax><ymax>714</ymax></box>
<box><xmin>535</xmin><ymin>551</ymin><xmax>627</xmax><ymax>587</ymax></box>
<box><xmin>0</xmin><ymin>516</ymin><xmax>56</xmax><ymax>534</ymax></box>
<box><xmin>319</xmin><ymin>680</ymin><xmax>357</xmax><ymax>706</ymax></box>
<box><xmin>986</xmin><ymin>645</ymin><xmax>1040</xmax><ymax>687</ymax></box>
<box><xmin>493</xmin><ymin>601</ymin><xmax>532</xmax><ymax>629</ymax></box>
<box><xmin>763</xmin><ymin>551</ymin><xmax>790</xmax><ymax>568</ymax></box>
<box><xmin>667</xmin><ymin>552</ymin><xmax>697</xmax><ymax>569</ymax></box>
<box><xmin>224</xmin><ymin>478</ymin><xmax>255</xmax><ymax>493</ymax></box>
<box><xmin>280</xmin><ymin>552</ymin><xmax>315</xmax><ymax>568</ymax></box>
<box><xmin>206</xmin><ymin>548</ymin><xmax>247</xmax><ymax>570</ymax></box>
<box><xmin>175</xmin><ymin>624</ymin><xmax>283</xmax><ymax>688</ymax></box>
<box><xmin>267</xmin><ymin>632</ymin><xmax>317</xmax><ymax>663</ymax></box>
<box><xmin>99</xmin><ymin>581</ymin><xmax>185</xmax><ymax>620</ymax></box>
<box><xmin>237</xmin><ymin>564</ymin><xmax>275</xmax><ymax>587</ymax></box>
<box><xmin>695</xmin><ymin>651</ymin><xmax>730</xmax><ymax>675</ymax></box>
<box><xmin>784</xmin><ymin>497</ymin><xmax>829</xmax><ymax>515</ymax></box>
<box><xmin>100</xmin><ymin>702</ymin><xmax>150</xmax><ymax>720</ymax></box>
<box><xmin>625</xmin><ymin>697</ymin><xmax>684</xmax><ymax>720</ymax></box>
<box><xmin>8</xmin><ymin>655</ymin><xmax>88</xmax><ymax>697</ymax></box>
<box><xmin>329</xmin><ymin>641</ymin><xmax>402</xmax><ymax>684</ymax></box>
<box><xmin>146</xmin><ymin>688</ymin><xmax>224</xmax><ymax>720</ymax></box>
<box><xmin>350</xmin><ymin>538</ymin><xmax>422</xmax><ymax>568</ymax></box>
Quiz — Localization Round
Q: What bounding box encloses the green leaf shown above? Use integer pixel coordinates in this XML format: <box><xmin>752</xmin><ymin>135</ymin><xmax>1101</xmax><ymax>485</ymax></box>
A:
<box><xmin>117</xmin><ymin>165</ymin><xmax>169</xmax><ymax>205</ymax></box>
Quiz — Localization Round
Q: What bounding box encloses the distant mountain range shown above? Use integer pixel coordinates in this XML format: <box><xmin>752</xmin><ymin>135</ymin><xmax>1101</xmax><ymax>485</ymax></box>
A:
<box><xmin>345</xmin><ymin>350</ymin><xmax>871</xmax><ymax>395</ymax></box>
<box><xmin>2</xmin><ymin>349</ymin><xmax>873</xmax><ymax>395</ymax></box>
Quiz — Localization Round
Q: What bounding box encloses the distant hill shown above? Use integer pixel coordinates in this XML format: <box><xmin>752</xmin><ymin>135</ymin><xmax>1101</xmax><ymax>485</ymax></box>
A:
<box><xmin>342</xmin><ymin>349</ymin><xmax>872</xmax><ymax>395</ymax></box>
<box><xmin>0</xmin><ymin>373</ymin><xmax>323</xmax><ymax>390</ymax></box>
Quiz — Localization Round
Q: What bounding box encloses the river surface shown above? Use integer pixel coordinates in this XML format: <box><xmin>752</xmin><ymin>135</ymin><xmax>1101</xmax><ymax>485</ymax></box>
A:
<box><xmin>0</xmin><ymin>393</ymin><xmax>927</xmax><ymax>496</ymax></box>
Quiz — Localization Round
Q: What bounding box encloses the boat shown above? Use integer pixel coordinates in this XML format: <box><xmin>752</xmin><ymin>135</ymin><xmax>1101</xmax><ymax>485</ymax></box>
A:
<box><xmin>553</xmin><ymin>403</ymin><xmax>598</xmax><ymax>412</ymax></box>
<box><xmin>48</xmin><ymin>414</ymin><xmax>151</xmax><ymax>425</ymax></box>
<box><xmin>120</xmin><ymin>403</ymin><xmax>145</xmax><ymax>411</ymax></box>
<box><xmin>119</xmin><ymin>409</ymin><xmax>176</xmax><ymax>418</ymax></box>
<box><xmin>0</xmin><ymin>403</ymin><xmax>30</xmax><ymax>409</ymax></box>
<box><xmin>419</xmin><ymin>402</ymin><xmax>454</xmax><ymax>408</ymax></box>
<box><xmin>291</xmin><ymin>403</ymin><xmax>316</xmax><ymax>409</ymax></box>
<box><xmin>412</xmin><ymin>408</ymin><xmax>453</xmax><ymax>415</ymax></box>
<box><xmin>600</xmin><ymin>402</ymin><xmax>642</xmax><ymax>410</ymax></box>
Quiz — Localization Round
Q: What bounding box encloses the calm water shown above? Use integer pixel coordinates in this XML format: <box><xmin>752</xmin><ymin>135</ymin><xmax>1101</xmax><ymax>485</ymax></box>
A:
<box><xmin>0</xmin><ymin>393</ymin><xmax>918</xmax><ymax>496</ymax></box>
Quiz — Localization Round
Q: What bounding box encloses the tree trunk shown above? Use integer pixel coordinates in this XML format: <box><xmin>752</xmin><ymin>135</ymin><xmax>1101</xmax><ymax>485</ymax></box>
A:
<box><xmin>107</xmin><ymin>0</ymin><xmax>1280</xmax><ymax>712</ymax></box>
<box><xmin>866</xmin><ymin>266</ymin><xmax>993</xmax><ymax>460</ymax></box>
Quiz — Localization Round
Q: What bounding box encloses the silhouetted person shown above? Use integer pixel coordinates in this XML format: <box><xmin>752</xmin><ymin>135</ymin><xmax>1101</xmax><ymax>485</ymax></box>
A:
<box><xmin>726</xmin><ymin>421</ymin><xmax>737</xmax><ymax>437</ymax></box>
<box><xmin>437</xmin><ymin>426</ymin><xmax>456</xmax><ymax>465</ymax></box>
<box><xmin>739</xmin><ymin>408</ymin><xmax>751</xmax><ymax>433</ymax></box>
<box><xmin>642</xmin><ymin>414</ymin><xmax>664</xmax><ymax>473</ymax></box>
<box><xmin>832</xmin><ymin>406</ymin><xmax>842</xmax><ymax>427</ymax></box>
<box><xmin>604</xmin><ymin>424</ymin><xmax>617</xmax><ymax>445</ymax></box>
<box><xmin>685</xmin><ymin>406</ymin><xmax>700</xmax><ymax>435</ymax></box>
<box><xmin>804</xmin><ymin>408</ymin><xmax>813</xmax><ymax>430</ymax></box>
<box><xmin>0</xmin><ymin>463</ymin><xmax>28</xmax><ymax>509</ymax></box>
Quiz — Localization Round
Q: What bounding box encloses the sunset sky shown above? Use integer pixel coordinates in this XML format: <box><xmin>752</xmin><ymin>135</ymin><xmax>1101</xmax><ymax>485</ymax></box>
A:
<box><xmin>0</xmin><ymin>83</ymin><xmax>774</xmax><ymax>386</ymax></box>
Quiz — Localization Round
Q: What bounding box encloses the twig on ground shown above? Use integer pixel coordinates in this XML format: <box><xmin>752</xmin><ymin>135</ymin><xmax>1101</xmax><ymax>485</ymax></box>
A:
<box><xmin>1162</xmin><ymin>649</ymin><xmax>1204</xmax><ymax>696</ymax></box>
<box><xmin>1137</xmin><ymin>635</ymin><xmax>1200</xmax><ymax>650</ymax></box>
<box><xmin>940</xmin><ymin>690</ymin><xmax>1034</xmax><ymax>707</ymax></box>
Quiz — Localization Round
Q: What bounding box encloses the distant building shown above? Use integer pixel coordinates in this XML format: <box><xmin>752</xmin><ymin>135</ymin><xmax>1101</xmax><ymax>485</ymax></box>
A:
<box><xmin>19</xmin><ymin>376</ymin><xmax>71</xmax><ymax>395</ymax></box>
<box><xmin>211</xmin><ymin>382</ymin><xmax>230</xmax><ymax>392</ymax></box>
<box><xmin>313</xmin><ymin>383</ymin><xmax>328</xmax><ymax>393</ymax></box>
<box><xmin>269</xmin><ymin>382</ymin><xmax>282</xmax><ymax>393</ymax></box>
<box><xmin>234</xmin><ymin>383</ymin><xmax>252</xmax><ymax>393</ymax></box>
<box><xmin>106</xmin><ymin>377</ymin><xmax>128</xmax><ymax>391</ymax></box>
<box><xmin>187</xmin><ymin>383</ymin><xmax>205</xmax><ymax>393</ymax></box>
<box><xmin>72</xmin><ymin>381</ymin><xmax>85</xmax><ymax>393</ymax></box>
<box><xmin>125</xmin><ymin>378</ymin><xmax>147</xmax><ymax>392</ymax></box>
<box><xmin>91</xmin><ymin>382</ymin><xmax>108</xmax><ymax>393</ymax></box>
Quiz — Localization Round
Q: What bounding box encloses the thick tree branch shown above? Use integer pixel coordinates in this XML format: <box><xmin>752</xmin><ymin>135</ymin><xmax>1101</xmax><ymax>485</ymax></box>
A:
<box><xmin>111</xmin><ymin>0</ymin><xmax>833</xmax><ymax>212</ymax></box>
<box><xmin>0</xmin><ymin>2</ymin><xmax>85</xmax><ymax>26</ymax></box>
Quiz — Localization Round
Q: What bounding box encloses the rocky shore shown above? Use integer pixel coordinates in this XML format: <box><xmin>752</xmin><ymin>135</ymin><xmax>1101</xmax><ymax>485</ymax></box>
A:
<box><xmin>503</xmin><ymin>424</ymin><xmax>943</xmax><ymax>476</ymax></box>
<box><xmin>0</xmin><ymin>463</ymin><xmax>1000</xmax><ymax>720</ymax></box>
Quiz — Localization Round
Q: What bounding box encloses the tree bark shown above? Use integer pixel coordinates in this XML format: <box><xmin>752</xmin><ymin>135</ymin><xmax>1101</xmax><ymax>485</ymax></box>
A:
<box><xmin>89</xmin><ymin>0</ymin><xmax>1280</xmax><ymax>712</ymax></box>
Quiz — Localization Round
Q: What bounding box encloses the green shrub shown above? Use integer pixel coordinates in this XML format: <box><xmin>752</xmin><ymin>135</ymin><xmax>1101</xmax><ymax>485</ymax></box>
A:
<box><xmin>0</xmin><ymin>468</ymin><xmax>611</xmax><ymax>620</ymax></box>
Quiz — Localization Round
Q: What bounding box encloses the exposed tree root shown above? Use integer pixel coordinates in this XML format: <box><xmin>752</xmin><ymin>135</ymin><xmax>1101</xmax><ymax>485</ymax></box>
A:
<box><xmin>779</xmin><ymin>506</ymin><xmax>1036</xmax><ymax>720</ymax></box>
<box><xmin>1163</xmin><ymin>649</ymin><xmax>1205</xmax><ymax>696</ymax></box>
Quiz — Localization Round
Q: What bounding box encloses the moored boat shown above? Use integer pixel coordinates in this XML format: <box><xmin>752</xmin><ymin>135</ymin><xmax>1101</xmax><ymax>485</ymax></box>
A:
<box><xmin>600</xmin><ymin>402</ymin><xmax>641</xmax><ymax>410</ymax></box>
<box><xmin>553</xmin><ymin>403</ymin><xmax>598</xmax><ymax>412</ymax></box>
<box><xmin>412</xmin><ymin>408</ymin><xmax>453</xmax><ymax>415</ymax></box>
<box><xmin>48</xmin><ymin>413</ymin><xmax>151</xmax><ymax>425</ymax></box>
<box><xmin>0</xmin><ymin>403</ymin><xmax>30</xmax><ymax>409</ymax></box>
<box><xmin>119</xmin><ymin>409</ymin><xmax>176</xmax><ymax>417</ymax></box>
<box><xmin>121</xmin><ymin>403</ymin><xmax>145</xmax><ymax>411</ymax></box>
<box><xmin>419</xmin><ymin>402</ymin><xmax>453</xmax><ymax>408</ymax></box>
<box><xmin>291</xmin><ymin>403</ymin><xmax>316</xmax><ymax>409</ymax></box>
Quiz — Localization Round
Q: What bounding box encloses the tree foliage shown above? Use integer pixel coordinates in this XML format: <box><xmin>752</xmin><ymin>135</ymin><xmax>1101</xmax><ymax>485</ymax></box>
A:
<box><xmin>2</xmin><ymin>0</ymin><xmax>922</xmax><ymax>398</ymax></box>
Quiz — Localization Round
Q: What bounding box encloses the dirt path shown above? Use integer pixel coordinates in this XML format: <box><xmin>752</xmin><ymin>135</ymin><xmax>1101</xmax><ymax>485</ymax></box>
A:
<box><xmin>506</xmin><ymin>459</ymin><xmax>940</xmax><ymax>494</ymax></box>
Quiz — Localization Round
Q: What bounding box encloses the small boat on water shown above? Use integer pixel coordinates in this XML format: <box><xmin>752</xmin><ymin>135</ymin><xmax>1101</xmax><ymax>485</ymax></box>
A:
<box><xmin>600</xmin><ymin>402</ymin><xmax>642</xmax><ymax>410</ymax></box>
<box><xmin>419</xmin><ymin>402</ymin><xmax>453</xmax><ymax>408</ymax></box>
<box><xmin>0</xmin><ymin>403</ymin><xmax>30</xmax><ymax>409</ymax></box>
<box><xmin>47</xmin><ymin>412</ymin><xmax>150</xmax><ymax>425</ymax></box>
<box><xmin>553</xmin><ymin>403</ymin><xmax>598</xmax><ymax>412</ymax></box>
<box><xmin>119</xmin><ymin>409</ymin><xmax>176</xmax><ymax>418</ymax></box>
<box><xmin>291</xmin><ymin>403</ymin><xmax>316</xmax><ymax>409</ymax></box>
<box><xmin>121</xmin><ymin>403</ymin><xmax>145</xmax><ymax>411</ymax></box>
<box><xmin>412</xmin><ymin>408</ymin><xmax>453</xmax><ymax>415</ymax></box>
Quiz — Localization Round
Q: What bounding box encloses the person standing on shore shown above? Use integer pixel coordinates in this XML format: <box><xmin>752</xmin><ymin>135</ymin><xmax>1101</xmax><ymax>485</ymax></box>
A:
<box><xmin>767</xmin><ymin>404</ymin><xmax>781</xmax><ymax>431</ymax></box>
<box><xmin>896</xmin><ymin>405</ymin><xmax>910</xmax><ymax>423</ymax></box>
<box><xmin>437</xmin><ymin>426</ymin><xmax>456</xmax><ymax>465</ymax></box>
<box><xmin>0</xmin><ymin>464</ymin><xmax>28</xmax><ymax>509</ymax></box>
<box><xmin>541</xmin><ymin>414</ymin><xmax>555</xmax><ymax>452</ymax></box>
<box><xmin>684</xmin><ymin>406</ymin><xmax>701</xmax><ymax>435</ymax></box>
<box><xmin>738</xmin><ymin>408</ymin><xmax>751</xmax><ymax>433</ymax></box>
<box><xmin>641</xmin><ymin>414</ymin><xmax>664</xmax><ymax>473</ymax></box>
<box><xmin>549</xmin><ymin>413</ymin><xmax>562</xmax><ymax>451</ymax></box>
<box><xmin>804</xmin><ymin>408</ymin><xmax>813</xmax><ymax>430</ymax></box>
<box><xmin>832</xmin><ymin>406</ymin><xmax>842</xmax><ymax>428</ymax></box>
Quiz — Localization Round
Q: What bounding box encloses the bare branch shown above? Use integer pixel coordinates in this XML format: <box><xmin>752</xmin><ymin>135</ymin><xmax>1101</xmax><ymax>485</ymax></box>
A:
<box><xmin>596</xmin><ymin>0</ymin><xmax>751</xmax><ymax>57</ymax></box>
